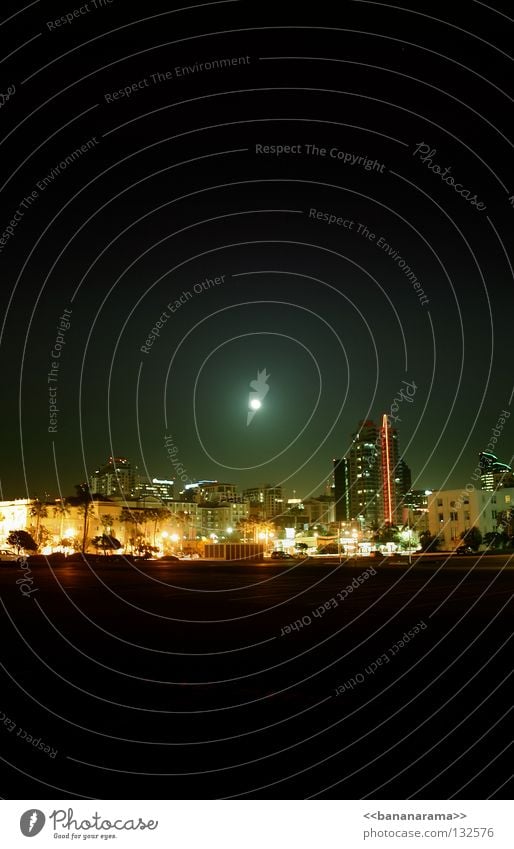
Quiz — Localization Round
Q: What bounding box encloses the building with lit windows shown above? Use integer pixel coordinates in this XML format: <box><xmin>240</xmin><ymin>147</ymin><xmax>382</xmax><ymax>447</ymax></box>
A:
<box><xmin>180</xmin><ymin>481</ymin><xmax>239</xmax><ymax>504</ymax></box>
<box><xmin>90</xmin><ymin>456</ymin><xmax>136</xmax><ymax>499</ymax></box>
<box><xmin>402</xmin><ymin>489</ymin><xmax>431</xmax><ymax>533</ymax></box>
<box><xmin>427</xmin><ymin>487</ymin><xmax>514</xmax><ymax>549</ymax></box>
<box><xmin>302</xmin><ymin>496</ymin><xmax>335</xmax><ymax>526</ymax></box>
<box><xmin>133</xmin><ymin>477</ymin><xmax>175</xmax><ymax>503</ymax></box>
<box><xmin>197</xmin><ymin>502</ymin><xmax>250</xmax><ymax>538</ymax></box>
<box><xmin>346</xmin><ymin>420</ymin><xmax>382</xmax><ymax>527</ymax></box>
<box><xmin>478</xmin><ymin>452</ymin><xmax>514</xmax><ymax>491</ymax></box>
<box><xmin>242</xmin><ymin>485</ymin><xmax>283</xmax><ymax>519</ymax></box>
<box><xmin>334</xmin><ymin>417</ymin><xmax>405</xmax><ymax>528</ymax></box>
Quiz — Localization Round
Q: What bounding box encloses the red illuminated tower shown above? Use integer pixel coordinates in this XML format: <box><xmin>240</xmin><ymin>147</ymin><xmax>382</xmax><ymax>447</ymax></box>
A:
<box><xmin>380</xmin><ymin>414</ymin><xmax>398</xmax><ymax>524</ymax></box>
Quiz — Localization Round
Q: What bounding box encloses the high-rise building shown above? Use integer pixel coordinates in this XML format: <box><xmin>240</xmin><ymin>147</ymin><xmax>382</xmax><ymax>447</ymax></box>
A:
<box><xmin>396</xmin><ymin>458</ymin><xmax>412</xmax><ymax>503</ymax></box>
<box><xmin>90</xmin><ymin>457</ymin><xmax>136</xmax><ymax>499</ymax></box>
<box><xmin>133</xmin><ymin>477</ymin><xmax>175</xmax><ymax>503</ymax></box>
<box><xmin>336</xmin><ymin>416</ymin><xmax>404</xmax><ymax>528</ymax></box>
<box><xmin>333</xmin><ymin>458</ymin><xmax>350</xmax><ymax>522</ymax></box>
<box><xmin>347</xmin><ymin>420</ymin><xmax>382</xmax><ymax>527</ymax></box>
<box><xmin>242</xmin><ymin>484</ymin><xmax>283</xmax><ymax>519</ymax></box>
<box><xmin>402</xmin><ymin>489</ymin><xmax>431</xmax><ymax>532</ymax></box>
<box><xmin>91</xmin><ymin>458</ymin><xmax>175</xmax><ymax>505</ymax></box>
<box><xmin>478</xmin><ymin>452</ymin><xmax>514</xmax><ymax>490</ymax></box>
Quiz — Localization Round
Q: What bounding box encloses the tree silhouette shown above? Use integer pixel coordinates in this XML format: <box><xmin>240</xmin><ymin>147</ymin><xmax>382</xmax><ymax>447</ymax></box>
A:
<box><xmin>91</xmin><ymin>534</ymin><xmax>122</xmax><ymax>554</ymax></box>
<box><xmin>460</xmin><ymin>526</ymin><xmax>482</xmax><ymax>551</ymax></box>
<box><xmin>29</xmin><ymin>500</ymin><xmax>48</xmax><ymax>545</ymax></box>
<box><xmin>7</xmin><ymin>530</ymin><xmax>37</xmax><ymax>554</ymax></box>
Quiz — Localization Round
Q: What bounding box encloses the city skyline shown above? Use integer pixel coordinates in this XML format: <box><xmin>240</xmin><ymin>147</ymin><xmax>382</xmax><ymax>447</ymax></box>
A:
<box><xmin>3</xmin><ymin>409</ymin><xmax>513</xmax><ymax>511</ymax></box>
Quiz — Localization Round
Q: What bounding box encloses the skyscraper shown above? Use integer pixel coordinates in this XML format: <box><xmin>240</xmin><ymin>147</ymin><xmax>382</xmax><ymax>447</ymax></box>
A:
<box><xmin>396</xmin><ymin>458</ymin><xmax>412</xmax><ymax>504</ymax></box>
<box><xmin>478</xmin><ymin>452</ymin><xmax>514</xmax><ymax>490</ymax></box>
<box><xmin>242</xmin><ymin>484</ymin><xmax>284</xmax><ymax>519</ymax></box>
<box><xmin>337</xmin><ymin>416</ymin><xmax>403</xmax><ymax>528</ymax></box>
<box><xmin>90</xmin><ymin>456</ymin><xmax>135</xmax><ymax>499</ymax></box>
<box><xmin>333</xmin><ymin>458</ymin><xmax>350</xmax><ymax>522</ymax></box>
<box><xmin>347</xmin><ymin>420</ymin><xmax>382</xmax><ymax>527</ymax></box>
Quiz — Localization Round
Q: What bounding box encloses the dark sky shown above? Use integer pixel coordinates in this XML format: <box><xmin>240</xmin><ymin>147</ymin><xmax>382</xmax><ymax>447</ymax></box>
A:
<box><xmin>0</xmin><ymin>0</ymin><xmax>513</xmax><ymax>500</ymax></box>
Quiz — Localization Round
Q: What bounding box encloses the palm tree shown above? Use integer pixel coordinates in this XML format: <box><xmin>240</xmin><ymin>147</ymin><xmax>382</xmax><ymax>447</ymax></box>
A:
<box><xmin>100</xmin><ymin>513</ymin><xmax>114</xmax><ymax>534</ymax></box>
<box><xmin>71</xmin><ymin>484</ymin><xmax>94</xmax><ymax>553</ymax></box>
<box><xmin>120</xmin><ymin>507</ymin><xmax>143</xmax><ymax>553</ymax></box>
<box><xmin>30</xmin><ymin>500</ymin><xmax>48</xmax><ymax>546</ymax></box>
<box><xmin>53</xmin><ymin>499</ymin><xmax>70</xmax><ymax>540</ymax></box>
<box><xmin>146</xmin><ymin>508</ymin><xmax>170</xmax><ymax>546</ymax></box>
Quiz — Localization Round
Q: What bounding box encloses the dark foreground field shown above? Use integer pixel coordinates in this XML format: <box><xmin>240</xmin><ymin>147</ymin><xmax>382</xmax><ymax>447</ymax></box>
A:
<box><xmin>0</xmin><ymin>555</ymin><xmax>512</xmax><ymax>799</ymax></box>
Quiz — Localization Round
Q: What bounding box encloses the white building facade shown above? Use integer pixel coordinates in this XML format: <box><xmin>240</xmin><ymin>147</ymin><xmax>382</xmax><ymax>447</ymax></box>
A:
<box><xmin>427</xmin><ymin>487</ymin><xmax>514</xmax><ymax>549</ymax></box>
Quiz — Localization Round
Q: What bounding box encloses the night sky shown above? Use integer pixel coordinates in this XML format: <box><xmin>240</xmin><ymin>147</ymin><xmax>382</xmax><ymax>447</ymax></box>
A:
<box><xmin>1</xmin><ymin>0</ymin><xmax>513</xmax><ymax>500</ymax></box>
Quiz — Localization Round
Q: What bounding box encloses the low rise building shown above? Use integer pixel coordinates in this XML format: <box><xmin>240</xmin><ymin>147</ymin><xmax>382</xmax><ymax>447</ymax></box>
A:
<box><xmin>427</xmin><ymin>487</ymin><xmax>514</xmax><ymax>549</ymax></box>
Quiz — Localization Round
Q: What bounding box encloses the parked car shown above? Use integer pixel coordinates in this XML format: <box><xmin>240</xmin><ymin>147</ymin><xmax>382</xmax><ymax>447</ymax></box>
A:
<box><xmin>455</xmin><ymin>544</ymin><xmax>474</xmax><ymax>555</ymax></box>
<box><xmin>271</xmin><ymin>551</ymin><xmax>293</xmax><ymax>560</ymax></box>
<box><xmin>0</xmin><ymin>549</ymin><xmax>19</xmax><ymax>563</ymax></box>
<box><xmin>156</xmin><ymin>555</ymin><xmax>181</xmax><ymax>562</ymax></box>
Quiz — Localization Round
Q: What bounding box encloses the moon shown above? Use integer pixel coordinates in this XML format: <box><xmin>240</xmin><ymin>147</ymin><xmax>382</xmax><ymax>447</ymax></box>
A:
<box><xmin>250</xmin><ymin>398</ymin><xmax>262</xmax><ymax>410</ymax></box>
